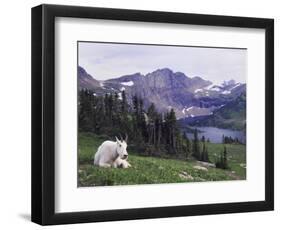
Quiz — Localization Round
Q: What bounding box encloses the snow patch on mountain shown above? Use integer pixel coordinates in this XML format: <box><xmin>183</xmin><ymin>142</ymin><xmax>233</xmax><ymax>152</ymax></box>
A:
<box><xmin>185</xmin><ymin>106</ymin><xmax>194</xmax><ymax>112</ymax></box>
<box><xmin>195</xmin><ymin>88</ymin><xmax>203</xmax><ymax>93</ymax></box>
<box><xmin>204</xmin><ymin>84</ymin><xmax>215</xmax><ymax>90</ymax></box>
<box><xmin>222</xmin><ymin>79</ymin><xmax>236</xmax><ymax>86</ymax></box>
<box><xmin>210</xmin><ymin>86</ymin><xmax>221</xmax><ymax>92</ymax></box>
<box><xmin>229</xmin><ymin>83</ymin><xmax>241</xmax><ymax>91</ymax></box>
<box><xmin>197</xmin><ymin>82</ymin><xmax>241</xmax><ymax>95</ymax></box>
<box><xmin>121</xmin><ymin>81</ymin><xmax>134</xmax><ymax>86</ymax></box>
<box><xmin>194</xmin><ymin>84</ymin><xmax>222</xmax><ymax>94</ymax></box>
<box><xmin>182</xmin><ymin>106</ymin><xmax>214</xmax><ymax>117</ymax></box>
<box><xmin>100</xmin><ymin>82</ymin><xmax>105</xmax><ymax>88</ymax></box>
<box><xmin>221</xmin><ymin>90</ymin><xmax>231</xmax><ymax>95</ymax></box>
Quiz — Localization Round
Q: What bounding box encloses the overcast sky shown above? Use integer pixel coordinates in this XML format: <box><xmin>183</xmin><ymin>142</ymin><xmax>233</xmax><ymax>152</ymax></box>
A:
<box><xmin>78</xmin><ymin>42</ymin><xmax>247</xmax><ymax>84</ymax></box>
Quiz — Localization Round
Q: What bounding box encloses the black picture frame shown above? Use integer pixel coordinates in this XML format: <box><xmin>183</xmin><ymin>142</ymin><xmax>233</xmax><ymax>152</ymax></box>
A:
<box><xmin>31</xmin><ymin>4</ymin><xmax>274</xmax><ymax>225</ymax></box>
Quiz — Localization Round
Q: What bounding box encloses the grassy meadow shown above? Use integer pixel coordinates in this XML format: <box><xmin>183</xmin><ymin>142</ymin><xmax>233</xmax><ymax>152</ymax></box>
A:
<box><xmin>78</xmin><ymin>132</ymin><xmax>246</xmax><ymax>187</ymax></box>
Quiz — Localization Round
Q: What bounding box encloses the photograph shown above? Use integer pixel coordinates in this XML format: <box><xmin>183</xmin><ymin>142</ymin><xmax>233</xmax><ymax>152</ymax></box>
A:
<box><xmin>30</xmin><ymin>3</ymin><xmax>274</xmax><ymax>225</ymax></box>
<box><xmin>77</xmin><ymin>41</ymin><xmax>247</xmax><ymax>187</ymax></box>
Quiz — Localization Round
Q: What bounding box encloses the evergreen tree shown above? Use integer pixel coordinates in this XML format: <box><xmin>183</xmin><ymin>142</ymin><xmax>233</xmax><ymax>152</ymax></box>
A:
<box><xmin>139</xmin><ymin>98</ymin><xmax>148</xmax><ymax>143</ymax></box>
<box><xmin>147</xmin><ymin>103</ymin><xmax>157</xmax><ymax>144</ymax></box>
<box><xmin>164</xmin><ymin>109</ymin><xmax>178</xmax><ymax>153</ymax></box>
<box><xmin>95</xmin><ymin>95</ymin><xmax>105</xmax><ymax>133</ymax></box>
<box><xmin>119</xmin><ymin>91</ymin><xmax>131</xmax><ymax>135</ymax></box>
<box><xmin>183</xmin><ymin>132</ymin><xmax>191</xmax><ymax>159</ymax></box>
<box><xmin>132</xmin><ymin>95</ymin><xmax>141</xmax><ymax>141</ymax></box>
<box><xmin>132</xmin><ymin>94</ymin><xmax>139</xmax><ymax>115</ymax></box>
<box><xmin>201</xmin><ymin>142</ymin><xmax>209</xmax><ymax>162</ymax></box>
<box><xmin>78</xmin><ymin>90</ymin><xmax>94</xmax><ymax>132</ymax></box>
<box><xmin>201</xmin><ymin>135</ymin><xmax>205</xmax><ymax>142</ymax></box>
<box><xmin>155</xmin><ymin>113</ymin><xmax>163</xmax><ymax>147</ymax></box>
<box><xmin>216</xmin><ymin>146</ymin><xmax>229</xmax><ymax>169</ymax></box>
<box><xmin>192</xmin><ymin>129</ymin><xmax>201</xmax><ymax>160</ymax></box>
<box><xmin>169</xmin><ymin>109</ymin><xmax>177</xmax><ymax>151</ymax></box>
<box><xmin>223</xmin><ymin>146</ymin><xmax>228</xmax><ymax>168</ymax></box>
<box><xmin>121</xmin><ymin>90</ymin><xmax>128</xmax><ymax>114</ymax></box>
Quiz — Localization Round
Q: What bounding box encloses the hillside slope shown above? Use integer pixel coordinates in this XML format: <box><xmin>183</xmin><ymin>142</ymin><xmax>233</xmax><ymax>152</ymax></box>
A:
<box><xmin>78</xmin><ymin>133</ymin><xmax>246</xmax><ymax>186</ymax></box>
<box><xmin>186</xmin><ymin>92</ymin><xmax>246</xmax><ymax>130</ymax></box>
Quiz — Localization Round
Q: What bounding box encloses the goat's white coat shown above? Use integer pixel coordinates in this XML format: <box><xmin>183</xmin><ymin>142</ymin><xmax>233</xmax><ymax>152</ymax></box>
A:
<box><xmin>94</xmin><ymin>138</ymin><xmax>130</xmax><ymax>168</ymax></box>
<box><xmin>113</xmin><ymin>157</ymin><xmax>132</xmax><ymax>168</ymax></box>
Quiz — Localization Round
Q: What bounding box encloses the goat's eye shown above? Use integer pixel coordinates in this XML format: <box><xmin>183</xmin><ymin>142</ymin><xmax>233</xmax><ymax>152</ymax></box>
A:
<box><xmin>119</xmin><ymin>144</ymin><xmax>121</xmax><ymax>147</ymax></box>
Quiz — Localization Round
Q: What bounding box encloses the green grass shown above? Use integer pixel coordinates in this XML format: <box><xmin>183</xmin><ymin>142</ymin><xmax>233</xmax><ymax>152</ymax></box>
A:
<box><xmin>205</xmin><ymin>143</ymin><xmax>246</xmax><ymax>178</ymax></box>
<box><xmin>78</xmin><ymin>132</ymin><xmax>246</xmax><ymax>187</ymax></box>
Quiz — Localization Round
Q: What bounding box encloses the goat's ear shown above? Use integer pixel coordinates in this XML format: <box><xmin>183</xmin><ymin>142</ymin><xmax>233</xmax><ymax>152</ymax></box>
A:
<box><xmin>115</xmin><ymin>136</ymin><xmax>120</xmax><ymax>143</ymax></box>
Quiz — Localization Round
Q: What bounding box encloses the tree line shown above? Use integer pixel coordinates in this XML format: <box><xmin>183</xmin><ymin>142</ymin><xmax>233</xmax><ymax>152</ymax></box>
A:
<box><xmin>79</xmin><ymin>89</ymin><xmax>231</xmax><ymax>163</ymax></box>
<box><xmin>222</xmin><ymin>135</ymin><xmax>242</xmax><ymax>144</ymax></box>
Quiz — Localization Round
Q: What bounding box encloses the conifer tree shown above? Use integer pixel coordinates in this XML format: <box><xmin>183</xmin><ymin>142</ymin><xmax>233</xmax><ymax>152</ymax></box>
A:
<box><xmin>192</xmin><ymin>128</ymin><xmax>201</xmax><ymax>160</ymax></box>
<box><xmin>201</xmin><ymin>142</ymin><xmax>209</xmax><ymax>162</ymax></box>
<box><xmin>169</xmin><ymin>109</ymin><xmax>177</xmax><ymax>151</ymax></box>
<box><xmin>201</xmin><ymin>135</ymin><xmax>205</xmax><ymax>142</ymax></box>
<box><xmin>183</xmin><ymin>132</ymin><xmax>191</xmax><ymax>159</ymax></box>
<box><xmin>155</xmin><ymin>114</ymin><xmax>162</xmax><ymax>147</ymax></box>
<box><xmin>216</xmin><ymin>146</ymin><xmax>228</xmax><ymax>169</ymax></box>
<box><xmin>147</xmin><ymin>103</ymin><xmax>157</xmax><ymax>144</ymax></box>
<box><xmin>121</xmin><ymin>90</ymin><xmax>128</xmax><ymax>114</ymax></box>
<box><xmin>223</xmin><ymin>146</ymin><xmax>228</xmax><ymax>169</ymax></box>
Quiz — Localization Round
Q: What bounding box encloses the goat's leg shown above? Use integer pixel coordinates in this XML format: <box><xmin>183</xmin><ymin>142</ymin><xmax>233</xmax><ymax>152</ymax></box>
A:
<box><xmin>98</xmin><ymin>163</ymin><xmax>111</xmax><ymax>168</ymax></box>
<box><xmin>112</xmin><ymin>161</ymin><xmax>118</xmax><ymax>168</ymax></box>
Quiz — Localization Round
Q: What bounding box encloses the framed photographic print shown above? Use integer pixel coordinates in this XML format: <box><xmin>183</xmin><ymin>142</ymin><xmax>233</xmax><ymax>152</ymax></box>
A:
<box><xmin>31</xmin><ymin>4</ymin><xmax>274</xmax><ymax>225</ymax></box>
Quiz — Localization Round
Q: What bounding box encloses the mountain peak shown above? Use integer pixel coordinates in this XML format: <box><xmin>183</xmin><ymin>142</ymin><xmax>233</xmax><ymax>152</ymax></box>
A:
<box><xmin>192</xmin><ymin>76</ymin><xmax>205</xmax><ymax>81</ymax></box>
<box><xmin>222</xmin><ymin>79</ymin><xmax>236</xmax><ymax>86</ymax></box>
<box><xmin>78</xmin><ymin>66</ymin><xmax>100</xmax><ymax>90</ymax></box>
<box><xmin>78</xmin><ymin>66</ymin><xmax>246</xmax><ymax>121</ymax></box>
<box><xmin>152</xmin><ymin>68</ymin><xmax>173</xmax><ymax>75</ymax></box>
<box><xmin>78</xmin><ymin>66</ymin><xmax>87</xmax><ymax>75</ymax></box>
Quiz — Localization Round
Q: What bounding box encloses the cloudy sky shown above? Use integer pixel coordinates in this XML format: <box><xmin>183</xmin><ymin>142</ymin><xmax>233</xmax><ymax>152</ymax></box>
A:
<box><xmin>78</xmin><ymin>42</ymin><xmax>247</xmax><ymax>84</ymax></box>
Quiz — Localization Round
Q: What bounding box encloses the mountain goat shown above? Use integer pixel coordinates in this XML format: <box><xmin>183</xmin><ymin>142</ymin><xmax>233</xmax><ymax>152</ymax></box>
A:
<box><xmin>94</xmin><ymin>135</ymin><xmax>131</xmax><ymax>168</ymax></box>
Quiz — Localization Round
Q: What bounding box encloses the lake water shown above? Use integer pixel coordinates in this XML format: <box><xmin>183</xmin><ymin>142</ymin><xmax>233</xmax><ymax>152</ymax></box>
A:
<box><xmin>185</xmin><ymin>127</ymin><xmax>246</xmax><ymax>144</ymax></box>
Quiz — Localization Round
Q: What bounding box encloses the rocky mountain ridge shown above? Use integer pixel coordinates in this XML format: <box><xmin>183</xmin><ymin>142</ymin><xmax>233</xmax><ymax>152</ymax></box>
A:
<box><xmin>78</xmin><ymin>66</ymin><xmax>246</xmax><ymax>123</ymax></box>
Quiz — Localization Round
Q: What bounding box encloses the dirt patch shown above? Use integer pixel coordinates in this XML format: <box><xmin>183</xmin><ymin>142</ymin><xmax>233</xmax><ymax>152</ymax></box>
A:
<box><xmin>197</xmin><ymin>161</ymin><xmax>215</xmax><ymax>168</ymax></box>
<box><xmin>193</xmin><ymin>165</ymin><xmax>208</xmax><ymax>171</ymax></box>
<box><xmin>179</xmin><ymin>171</ymin><xmax>194</xmax><ymax>180</ymax></box>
